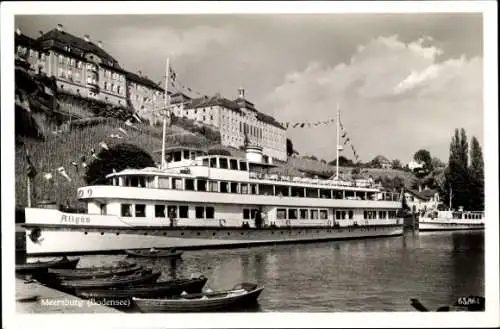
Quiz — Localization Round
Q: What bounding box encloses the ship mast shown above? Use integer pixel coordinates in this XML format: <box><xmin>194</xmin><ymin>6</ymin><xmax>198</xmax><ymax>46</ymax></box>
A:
<box><xmin>336</xmin><ymin>103</ymin><xmax>340</xmax><ymax>180</ymax></box>
<box><xmin>449</xmin><ymin>187</ymin><xmax>453</xmax><ymax>210</ymax></box>
<box><xmin>161</xmin><ymin>57</ymin><xmax>171</xmax><ymax>169</ymax></box>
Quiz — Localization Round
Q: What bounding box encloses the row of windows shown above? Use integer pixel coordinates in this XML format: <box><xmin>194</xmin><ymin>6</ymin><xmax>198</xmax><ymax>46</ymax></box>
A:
<box><xmin>363</xmin><ymin>211</ymin><xmax>398</xmax><ymax>219</ymax></box>
<box><xmin>277</xmin><ymin>208</ymin><xmax>329</xmax><ymax>220</ymax></box>
<box><xmin>115</xmin><ymin>175</ymin><xmax>398</xmax><ymax>201</ymax></box>
<box><xmin>454</xmin><ymin>213</ymin><xmax>483</xmax><ymax>220</ymax></box>
<box><xmin>121</xmin><ymin>203</ymin><xmax>215</xmax><ymax>219</ymax></box>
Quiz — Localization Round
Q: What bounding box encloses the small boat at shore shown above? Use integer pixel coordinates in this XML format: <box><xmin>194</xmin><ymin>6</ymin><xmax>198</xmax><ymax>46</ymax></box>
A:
<box><xmin>48</xmin><ymin>262</ymin><xmax>142</xmax><ymax>280</ymax></box>
<box><xmin>75</xmin><ymin>276</ymin><xmax>208</xmax><ymax>302</ymax></box>
<box><xmin>410</xmin><ymin>296</ymin><xmax>485</xmax><ymax>312</ymax></box>
<box><xmin>419</xmin><ymin>209</ymin><xmax>484</xmax><ymax>231</ymax></box>
<box><xmin>133</xmin><ymin>282</ymin><xmax>264</xmax><ymax>313</ymax></box>
<box><xmin>16</xmin><ymin>256</ymin><xmax>80</xmax><ymax>275</ymax></box>
<box><xmin>125</xmin><ymin>248</ymin><xmax>183</xmax><ymax>259</ymax></box>
<box><xmin>57</xmin><ymin>269</ymin><xmax>161</xmax><ymax>290</ymax></box>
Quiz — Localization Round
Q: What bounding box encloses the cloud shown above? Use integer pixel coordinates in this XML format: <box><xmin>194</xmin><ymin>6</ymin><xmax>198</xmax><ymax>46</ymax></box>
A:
<box><xmin>264</xmin><ymin>35</ymin><xmax>482</xmax><ymax>162</ymax></box>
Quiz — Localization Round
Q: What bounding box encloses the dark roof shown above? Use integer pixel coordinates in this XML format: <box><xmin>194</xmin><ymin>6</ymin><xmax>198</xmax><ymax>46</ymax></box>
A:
<box><xmin>125</xmin><ymin>71</ymin><xmax>165</xmax><ymax>92</ymax></box>
<box><xmin>36</xmin><ymin>28</ymin><xmax>122</xmax><ymax>70</ymax></box>
<box><xmin>185</xmin><ymin>95</ymin><xmax>241</xmax><ymax>111</ymax></box>
<box><xmin>406</xmin><ymin>188</ymin><xmax>438</xmax><ymax>201</ymax></box>
<box><xmin>15</xmin><ymin>32</ymin><xmax>37</xmax><ymax>49</ymax></box>
<box><xmin>185</xmin><ymin>95</ymin><xmax>285</xmax><ymax>130</ymax></box>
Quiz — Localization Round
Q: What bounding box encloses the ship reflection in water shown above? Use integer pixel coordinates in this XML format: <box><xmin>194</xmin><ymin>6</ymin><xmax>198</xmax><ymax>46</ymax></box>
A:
<box><xmin>77</xmin><ymin>231</ymin><xmax>484</xmax><ymax>312</ymax></box>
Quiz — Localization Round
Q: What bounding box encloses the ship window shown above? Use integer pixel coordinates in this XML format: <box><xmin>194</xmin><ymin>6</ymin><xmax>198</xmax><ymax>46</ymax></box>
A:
<box><xmin>158</xmin><ymin>177</ymin><xmax>170</xmax><ymax>189</ymax></box>
<box><xmin>243</xmin><ymin>209</ymin><xmax>250</xmax><ymax>220</ymax></box>
<box><xmin>172</xmin><ymin>178</ymin><xmax>183</xmax><ymax>190</ymax></box>
<box><xmin>250</xmin><ymin>184</ymin><xmax>257</xmax><ymax>194</ymax></box>
<box><xmin>241</xmin><ymin>184</ymin><xmax>248</xmax><ymax>194</ymax></box>
<box><xmin>100</xmin><ymin>204</ymin><xmax>107</xmax><ymax>215</ymax></box>
<box><xmin>277</xmin><ymin>208</ymin><xmax>287</xmax><ymax>220</ymax></box>
<box><xmin>379</xmin><ymin>211</ymin><xmax>387</xmax><ymax>219</ymax></box>
<box><xmin>230</xmin><ymin>182</ymin><xmax>239</xmax><ymax>193</ymax></box>
<box><xmin>135</xmin><ymin>204</ymin><xmax>146</xmax><ymax>217</ymax></box>
<box><xmin>299</xmin><ymin>209</ymin><xmax>308</xmax><ymax>219</ymax></box>
<box><xmin>179</xmin><ymin>206</ymin><xmax>189</xmax><ymax>218</ymax></box>
<box><xmin>251</xmin><ymin>209</ymin><xmax>258</xmax><ymax>219</ymax></box>
<box><xmin>173</xmin><ymin>151</ymin><xmax>182</xmax><ymax>162</ymax></box>
<box><xmin>209</xmin><ymin>181</ymin><xmax>218</xmax><ymax>192</ymax></box>
<box><xmin>155</xmin><ymin>205</ymin><xmax>165</xmax><ymax>217</ymax></box>
<box><xmin>310</xmin><ymin>210</ymin><xmax>319</xmax><ymax>219</ymax></box>
<box><xmin>121</xmin><ymin>204</ymin><xmax>132</xmax><ymax>217</ymax></box>
<box><xmin>219</xmin><ymin>158</ymin><xmax>228</xmax><ymax>169</ymax></box>
<box><xmin>220</xmin><ymin>182</ymin><xmax>229</xmax><ymax>193</ymax></box>
<box><xmin>348</xmin><ymin>211</ymin><xmax>354</xmax><ymax>220</ymax></box>
<box><xmin>230</xmin><ymin>159</ymin><xmax>238</xmax><ymax>170</ymax></box>
<box><xmin>185</xmin><ymin>179</ymin><xmax>195</xmax><ymax>191</ymax></box>
<box><xmin>190</xmin><ymin>152</ymin><xmax>196</xmax><ymax>160</ymax></box>
<box><xmin>210</xmin><ymin>157</ymin><xmax>217</xmax><ymax>168</ymax></box>
<box><xmin>336</xmin><ymin>211</ymin><xmax>341</xmax><ymax>220</ymax></box>
<box><xmin>197</xmin><ymin>179</ymin><xmax>207</xmax><ymax>191</ymax></box>
<box><xmin>288</xmin><ymin>209</ymin><xmax>298</xmax><ymax>220</ymax></box>
<box><xmin>195</xmin><ymin>206</ymin><xmax>204</xmax><ymax>219</ymax></box>
<box><xmin>183</xmin><ymin>150</ymin><xmax>190</xmax><ymax>159</ymax></box>
<box><xmin>167</xmin><ymin>206</ymin><xmax>177</xmax><ymax>218</ymax></box>
<box><xmin>363</xmin><ymin>211</ymin><xmax>368</xmax><ymax>219</ymax></box>
<box><xmin>206</xmin><ymin>207</ymin><xmax>215</xmax><ymax>219</ymax></box>
<box><xmin>320</xmin><ymin>210</ymin><xmax>328</xmax><ymax>220</ymax></box>
<box><xmin>202</xmin><ymin>158</ymin><xmax>209</xmax><ymax>166</ymax></box>
<box><xmin>239</xmin><ymin>161</ymin><xmax>247</xmax><ymax>171</ymax></box>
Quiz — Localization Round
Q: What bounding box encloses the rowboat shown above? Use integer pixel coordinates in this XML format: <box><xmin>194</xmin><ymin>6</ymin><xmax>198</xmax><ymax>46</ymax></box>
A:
<box><xmin>410</xmin><ymin>296</ymin><xmax>485</xmax><ymax>312</ymax></box>
<box><xmin>58</xmin><ymin>269</ymin><xmax>161</xmax><ymax>290</ymax></box>
<box><xmin>133</xmin><ymin>282</ymin><xmax>264</xmax><ymax>313</ymax></box>
<box><xmin>16</xmin><ymin>256</ymin><xmax>80</xmax><ymax>275</ymax></box>
<box><xmin>48</xmin><ymin>263</ymin><xmax>142</xmax><ymax>280</ymax></box>
<box><xmin>125</xmin><ymin>248</ymin><xmax>183</xmax><ymax>259</ymax></box>
<box><xmin>75</xmin><ymin>276</ymin><xmax>208</xmax><ymax>305</ymax></box>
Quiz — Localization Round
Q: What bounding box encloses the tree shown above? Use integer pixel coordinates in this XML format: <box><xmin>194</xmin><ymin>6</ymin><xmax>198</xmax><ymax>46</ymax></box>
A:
<box><xmin>84</xmin><ymin>143</ymin><xmax>155</xmax><ymax>185</ymax></box>
<box><xmin>468</xmin><ymin>136</ymin><xmax>484</xmax><ymax>210</ymax></box>
<box><xmin>391</xmin><ymin>159</ymin><xmax>402</xmax><ymax>169</ymax></box>
<box><xmin>431</xmin><ymin>157</ymin><xmax>446</xmax><ymax>169</ymax></box>
<box><xmin>329</xmin><ymin>156</ymin><xmax>354</xmax><ymax>166</ymax></box>
<box><xmin>208</xmin><ymin>148</ymin><xmax>232</xmax><ymax>156</ymax></box>
<box><xmin>413</xmin><ymin>149</ymin><xmax>433</xmax><ymax>174</ymax></box>
<box><xmin>442</xmin><ymin>128</ymin><xmax>472</xmax><ymax>210</ymax></box>
<box><xmin>286</xmin><ymin>138</ymin><xmax>294</xmax><ymax>157</ymax></box>
<box><xmin>370</xmin><ymin>155</ymin><xmax>389</xmax><ymax>168</ymax></box>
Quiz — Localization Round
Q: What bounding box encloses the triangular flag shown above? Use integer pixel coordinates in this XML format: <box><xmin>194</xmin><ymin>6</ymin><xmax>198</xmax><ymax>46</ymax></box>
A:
<box><xmin>132</xmin><ymin>113</ymin><xmax>142</xmax><ymax>123</ymax></box>
<box><xmin>118</xmin><ymin>128</ymin><xmax>128</xmax><ymax>136</ymax></box>
<box><xmin>99</xmin><ymin>141</ymin><xmax>109</xmax><ymax>151</ymax></box>
<box><xmin>300</xmin><ymin>123</ymin><xmax>305</xmax><ymax>128</ymax></box>
<box><xmin>57</xmin><ymin>166</ymin><xmax>72</xmax><ymax>182</ymax></box>
<box><xmin>342</xmin><ymin>132</ymin><xmax>347</xmax><ymax>138</ymax></box>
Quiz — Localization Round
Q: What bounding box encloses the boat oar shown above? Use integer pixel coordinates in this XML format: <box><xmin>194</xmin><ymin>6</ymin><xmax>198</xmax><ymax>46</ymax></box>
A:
<box><xmin>410</xmin><ymin>298</ymin><xmax>429</xmax><ymax>312</ymax></box>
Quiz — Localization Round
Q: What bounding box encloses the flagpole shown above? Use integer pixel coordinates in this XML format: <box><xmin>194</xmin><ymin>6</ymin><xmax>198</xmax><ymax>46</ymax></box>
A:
<box><xmin>161</xmin><ymin>57</ymin><xmax>170</xmax><ymax>169</ymax></box>
<box><xmin>27</xmin><ymin>176</ymin><xmax>32</xmax><ymax>207</ymax></box>
<box><xmin>336</xmin><ymin>103</ymin><xmax>340</xmax><ymax>180</ymax></box>
<box><xmin>449</xmin><ymin>187</ymin><xmax>452</xmax><ymax>210</ymax></box>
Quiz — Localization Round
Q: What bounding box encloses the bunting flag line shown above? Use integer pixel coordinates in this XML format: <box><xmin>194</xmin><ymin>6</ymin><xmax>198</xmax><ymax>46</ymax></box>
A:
<box><xmin>118</xmin><ymin>128</ymin><xmax>129</xmax><ymax>136</ymax></box>
<box><xmin>99</xmin><ymin>141</ymin><xmax>109</xmax><ymax>151</ymax></box>
<box><xmin>132</xmin><ymin>113</ymin><xmax>143</xmax><ymax>123</ymax></box>
<box><xmin>43</xmin><ymin>172</ymin><xmax>53</xmax><ymax>181</ymax></box>
<box><xmin>25</xmin><ymin>149</ymin><xmax>37</xmax><ymax>178</ymax></box>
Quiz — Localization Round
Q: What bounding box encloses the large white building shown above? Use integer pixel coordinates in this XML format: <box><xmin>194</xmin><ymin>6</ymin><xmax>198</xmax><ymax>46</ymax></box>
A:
<box><xmin>170</xmin><ymin>88</ymin><xmax>287</xmax><ymax>162</ymax></box>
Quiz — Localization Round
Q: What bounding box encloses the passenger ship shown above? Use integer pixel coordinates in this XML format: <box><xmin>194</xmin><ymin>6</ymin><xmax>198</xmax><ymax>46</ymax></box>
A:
<box><xmin>23</xmin><ymin>143</ymin><xmax>404</xmax><ymax>256</ymax></box>
<box><xmin>418</xmin><ymin>209</ymin><xmax>485</xmax><ymax>231</ymax></box>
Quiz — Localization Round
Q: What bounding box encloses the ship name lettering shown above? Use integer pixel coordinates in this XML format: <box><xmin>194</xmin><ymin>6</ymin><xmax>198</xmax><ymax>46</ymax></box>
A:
<box><xmin>60</xmin><ymin>214</ymin><xmax>91</xmax><ymax>224</ymax></box>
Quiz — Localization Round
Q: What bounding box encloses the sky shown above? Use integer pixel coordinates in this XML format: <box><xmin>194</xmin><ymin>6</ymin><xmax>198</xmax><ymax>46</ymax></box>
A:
<box><xmin>15</xmin><ymin>13</ymin><xmax>484</xmax><ymax>163</ymax></box>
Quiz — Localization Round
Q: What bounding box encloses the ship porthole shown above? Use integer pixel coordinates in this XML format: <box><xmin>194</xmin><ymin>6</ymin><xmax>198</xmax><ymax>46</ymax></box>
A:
<box><xmin>227</xmin><ymin>232</ymin><xmax>231</xmax><ymax>236</ymax></box>
<box><xmin>181</xmin><ymin>232</ymin><xmax>184</xmax><ymax>236</ymax></box>
<box><xmin>163</xmin><ymin>232</ymin><xmax>167</xmax><ymax>236</ymax></box>
<box><xmin>281</xmin><ymin>231</ymin><xmax>283</xmax><ymax>235</ymax></box>
<box><xmin>197</xmin><ymin>232</ymin><xmax>200</xmax><ymax>236</ymax></box>
<box><xmin>144</xmin><ymin>232</ymin><xmax>148</xmax><ymax>236</ymax></box>
<box><xmin>241</xmin><ymin>232</ymin><xmax>244</xmax><ymax>236</ymax></box>
<box><xmin>212</xmin><ymin>232</ymin><xmax>216</xmax><ymax>236</ymax></box>
<box><xmin>116</xmin><ymin>232</ymin><xmax>119</xmax><ymax>236</ymax></box>
<box><xmin>84</xmin><ymin>232</ymin><xmax>88</xmax><ymax>235</ymax></box>
<box><xmin>101</xmin><ymin>232</ymin><xmax>104</xmax><ymax>235</ymax></box>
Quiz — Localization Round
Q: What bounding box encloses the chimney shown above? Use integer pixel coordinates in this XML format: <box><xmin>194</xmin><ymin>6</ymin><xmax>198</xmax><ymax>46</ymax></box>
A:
<box><xmin>38</xmin><ymin>30</ymin><xmax>44</xmax><ymax>37</ymax></box>
<box><xmin>98</xmin><ymin>41</ymin><xmax>103</xmax><ymax>48</ymax></box>
<box><xmin>238</xmin><ymin>87</ymin><xmax>245</xmax><ymax>99</ymax></box>
<box><xmin>16</xmin><ymin>27</ymin><xmax>21</xmax><ymax>35</ymax></box>
<box><xmin>84</xmin><ymin>34</ymin><xmax>90</xmax><ymax>42</ymax></box>
<box><xmin>57</xmin><ymin>24</ymin><xmax>63</xmax><ymax>32</ymax></box>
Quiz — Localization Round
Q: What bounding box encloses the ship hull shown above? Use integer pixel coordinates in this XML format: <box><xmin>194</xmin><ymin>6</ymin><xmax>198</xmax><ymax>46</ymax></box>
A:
<box><xmin>24</xmin><ymin>224</ymin><xmax>403</xmax><ymax>256</ymax></box>
<box><xmin>418</xmin><ymin>222</ymin><xmax>484</xmax><ymax>231</ymax></box>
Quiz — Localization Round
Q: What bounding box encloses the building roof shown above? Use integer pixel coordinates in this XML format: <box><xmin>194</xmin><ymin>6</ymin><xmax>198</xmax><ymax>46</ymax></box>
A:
<box><xmin>184</xmin><ymin>94</ymin><xmax>285</xmax><ymax>130</ymax></box>
<box><xmin>406</xmin><ymin>188</ymin><xmax>438</xmax><ymax>201</ymax></box>
<box><xmin>125</xmin><ymin>71</ymin><xmax>165</xmax><ymax>92</ymax></box>
<box><xmin>15</xmin><ymin>32</ymin><xmax>37</xmax><ymax>48</ymax></box>
<box><xmin>36</xmin><ymin>28</ymin><xmax>122</xmax><ymax>70</ymax></box>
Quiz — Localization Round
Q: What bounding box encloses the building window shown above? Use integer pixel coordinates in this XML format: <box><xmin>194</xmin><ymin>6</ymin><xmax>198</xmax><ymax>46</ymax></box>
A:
<box><xmin>121</xmin><ymin>204</ymin><xmax>132</xmax><ymax>217</ymax></box>
<box><xmin>155</xmin><ymin>205</ymin><xmax>165</xmax><ymax>218</ymax></box>
<box><xmin>135</xmin><ymin>204</ymin><xmax>146</xmax><ymax>217</ymax></box>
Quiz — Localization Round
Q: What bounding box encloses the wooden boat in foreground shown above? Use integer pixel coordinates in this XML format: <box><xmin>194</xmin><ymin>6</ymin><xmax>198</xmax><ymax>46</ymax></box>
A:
<box><xmin>58</xmin><ymin>269</ymin><xmax>161</xmax><ymax>290</ymax></box>
<box><xmin>125</xmin><ymin>248</ymin><xmax>183</xmax><ymax>259</ymax></box>
<box><xmin>48</xmin><ymin>262</ymin><xmax>142</xmax><ymax>280</ymax></box>
<box><xmin>16</xmin><ymin>257</ymin><xmax>80</xmax><ymax>275</ymax></box>
<box><xmin>133</xmin><ymin>282</ymin><xmax>264</xmax><ymax>313</ymax></box>
<box><xmin>410</xmin><ymin>296</ymin><xmax>485</xmax><ymax>312</ymax></box>
<box><xmin>75</xmin><ymin>276</ymin><xmax>208</xmax><ymax>301</ymax></box>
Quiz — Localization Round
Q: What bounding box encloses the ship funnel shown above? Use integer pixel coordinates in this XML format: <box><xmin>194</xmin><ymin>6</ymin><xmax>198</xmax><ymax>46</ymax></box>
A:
<box><xmin>245</xmin><ymin>145</ymin><xmax>263</xmax><ymax>163</ymax></box>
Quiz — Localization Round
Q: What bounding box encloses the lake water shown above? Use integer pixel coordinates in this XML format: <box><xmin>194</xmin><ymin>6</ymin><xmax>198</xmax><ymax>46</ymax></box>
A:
<box><xmin>71</xmin><ymin>230</ymin><xmax>484</xmax><ymax>312</ymax></box>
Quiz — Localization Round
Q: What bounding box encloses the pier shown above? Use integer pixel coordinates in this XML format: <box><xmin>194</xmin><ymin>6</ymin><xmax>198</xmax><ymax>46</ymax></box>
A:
<box><xmin>16</xmin><ymin>277</ymin><xmax>121</xmax><ymax>313</ymax></box>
